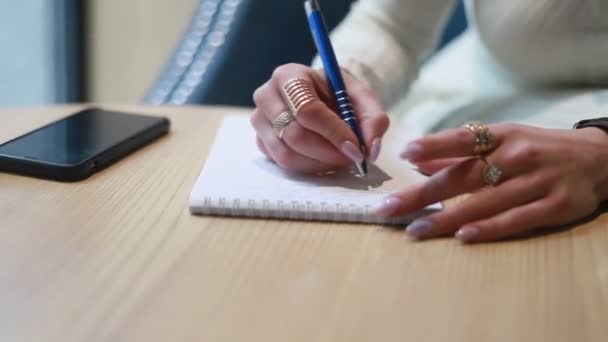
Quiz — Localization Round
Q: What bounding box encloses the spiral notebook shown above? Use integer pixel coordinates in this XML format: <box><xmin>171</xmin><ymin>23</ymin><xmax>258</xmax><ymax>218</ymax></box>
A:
<box><xmin>189</xmin><ymin>115</ymin><xmax>438</xmax><ymax>224</ymax></box>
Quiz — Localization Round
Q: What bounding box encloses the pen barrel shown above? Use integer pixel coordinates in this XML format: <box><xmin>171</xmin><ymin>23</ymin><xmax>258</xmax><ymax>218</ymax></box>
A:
<box><xmin>307</xmin><ymin>11</ymin><xmax>346</xmax><ymax>92</ymax></box>
<box><xmin>335</xmin><ymin>91</ymin><xmax>366</xmax><ymax>151</ymax></box>
<box><xmin>307</xmin><ymin>3</ymin><xmax>366</xmax><ymax>155</ymax></box>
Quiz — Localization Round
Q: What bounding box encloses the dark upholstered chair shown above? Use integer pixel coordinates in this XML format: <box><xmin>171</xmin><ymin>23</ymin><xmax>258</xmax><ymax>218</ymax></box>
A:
<box><xmin>144</xmin><ymin>0</ymin><xmax>467</xmax><ymax>107</ymax></box>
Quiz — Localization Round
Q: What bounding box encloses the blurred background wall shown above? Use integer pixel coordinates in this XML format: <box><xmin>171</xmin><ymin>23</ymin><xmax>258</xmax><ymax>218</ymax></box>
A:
<box><xmin>0</xmin><ymin>0</ymin><xmax>81</xmax><ymax>107</ymax></box>
<box><xmin>85</xmin><ymin>0</ymin><xmax>198</xmax><ymax>103</ymax></box>
<box><xmin>0</xmin><ymin>0</ymin><xmax>197</xmax><ymax>107</ymax></box>
<box><xmin>0</xmin><ymin>0</ymin><xmax>466</xmax><ymax>108</ymax></box>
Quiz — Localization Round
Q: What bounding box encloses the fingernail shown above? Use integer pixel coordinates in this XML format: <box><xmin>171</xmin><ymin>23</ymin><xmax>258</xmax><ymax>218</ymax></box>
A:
<box><xmin>373</xmin><ymin>196</ymin><xmax>402</xmax><ymax>216</ymax></box>
<box><xmin>400</xmin><ymin>143</ymin><xmax>423</xmax><ymax>160</ymax></box>
<box><xmin>455</xmin><ymin>226</ymin><xmax>479</xmax><ymax>243</ymax></box>
<box><xmin>406</xmin><ymin>219</ymin><xmax>433</xmax><ymax>239</ymax></box>
<box><xmin>341</xmin><ymin>141</ymin><xmax>365</xmax><ymax>163</ymax></box>
<box><xmin>369</xmin><ymin>138</ymin><xmax>382</xmax><ymax>162</ymax></box>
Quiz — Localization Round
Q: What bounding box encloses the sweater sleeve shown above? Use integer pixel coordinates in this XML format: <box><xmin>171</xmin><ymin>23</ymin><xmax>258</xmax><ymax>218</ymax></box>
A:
<box><xmin>312</xmin><ymin>0</ymin><xmax>457</xmax><ymax>108</ymax></box>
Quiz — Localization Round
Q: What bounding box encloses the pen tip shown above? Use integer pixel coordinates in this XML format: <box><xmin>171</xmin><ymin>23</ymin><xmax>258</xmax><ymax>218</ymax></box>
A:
<box><xmin>356</xmin><ymin>161</ymin><xmax>368</xmax><ymax>177</ymax></box>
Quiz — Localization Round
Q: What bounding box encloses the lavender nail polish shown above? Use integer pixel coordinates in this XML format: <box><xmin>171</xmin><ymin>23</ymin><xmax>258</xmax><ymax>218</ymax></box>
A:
<box><xmin>400</xmin><ymin>143</ymin><xmax>423</xmax><ymax>160</ymax></box>
<box><xmin>455</xmin><ymin>226</ymin><xmax>479</xmax><ymax>243</ymax></box>
<box><xmin>406</xmin><ymin>219</ymin><xmax>433</xmax><ymax>239</ymax></box>
<box><xmin>369</xmin><ymin>138</ymin><xmax>382</xmax><ymax>162</ymax></box>
<box><xmin>341</xmin><ymin>141</ymin><xmax>364</xmax><ymax>163</ymax></box>
<box><xmin>373</xmin><ymin>196</ymin><xmax>402</xmax><ymax>216</ymax></box>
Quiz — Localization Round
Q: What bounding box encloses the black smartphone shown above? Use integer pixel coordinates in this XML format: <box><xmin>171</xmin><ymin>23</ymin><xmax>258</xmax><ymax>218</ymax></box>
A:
<box><xmin>0</xmin><ymin>107</ymin><xmax>170</xmax><ymax>182</ymax></box>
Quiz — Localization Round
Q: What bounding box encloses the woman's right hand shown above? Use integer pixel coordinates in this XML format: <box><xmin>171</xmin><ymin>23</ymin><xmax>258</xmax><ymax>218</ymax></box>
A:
<box><xmin>251</xmin><ymin>63</ymin><xmax>390</xmax><ymax>174</ymax></box>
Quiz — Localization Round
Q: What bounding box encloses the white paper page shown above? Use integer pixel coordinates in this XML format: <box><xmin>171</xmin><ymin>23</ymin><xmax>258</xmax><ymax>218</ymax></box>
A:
<box><xmin>190</xmin><ymin>115</ymin><xmax>435</xmax><ymax>223</ymax></box>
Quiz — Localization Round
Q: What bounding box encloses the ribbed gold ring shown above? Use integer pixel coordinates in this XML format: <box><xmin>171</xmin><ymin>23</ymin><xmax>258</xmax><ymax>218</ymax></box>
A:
<box><xmin>272</xmin><ymin>111</ymin><xmax>296</xmax><ymax>139</ymax></box>
<box><xmin>281</xmin><ymin>78</ymin><xmax>318</xmax><ymax>115</ymax></box>
<box><xmin>462</xmin><ymin>121</ymin><xmax>495</xmax><ymax>155</ymax></box>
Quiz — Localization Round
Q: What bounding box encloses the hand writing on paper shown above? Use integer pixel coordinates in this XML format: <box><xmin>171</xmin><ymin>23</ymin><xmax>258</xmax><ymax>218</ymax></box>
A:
<box><xmin>250</xmin><ymin>63</ymin><xmax>390</xmax><ymax>174</ymax></box>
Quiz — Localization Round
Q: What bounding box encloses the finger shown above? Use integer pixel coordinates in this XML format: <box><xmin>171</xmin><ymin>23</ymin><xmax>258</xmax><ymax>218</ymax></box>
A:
<box><xmin>400</xmin><ymin>123</ymin><xmax>512</xmax><ymax>162</ymax></box>
<box><xmin>412</xmin><ymin>157</ymin><xmax>466</xmax><ymax>175</ymax></box>
<box><xmin>251</xmin><ymin>110</ymin><xmax>337</xmax><ymax>173</ymax></box>
<box><xmin>281</xmin><ymin>122</ymin><xmax>353</xmax><ymax>167</ymax></box>
<box><xmin>270</xmin><ymin>64</ymin><xmax>364</xmax><ymax>163</ymax></box>
<box><xmin>376</xmin><ymin>156</ymin><xmax>524</xmax><ymax>218</ymax></box>
<box><xmin>403</xmin><ymin>173</ymin><xmax>549</xmax><ymax>240</ymax></box>
<box><xmin>454</xmin><ymin>200</ymin><xmax>555</xmax><ymax>243</ymax></box>
<box><xmin>256</xmin><ymin>136</ymin><xmax>271</xmax><ymax>159</ymax></box>
<box><xmin>253</xmin><ymin>84</ymin><xmax>351</xmax><ymax>166</ymax></box>
<box><xmin>456</xmin><ymin>186</ymin><xmax>598</xmax><ymax>243</ymax></box>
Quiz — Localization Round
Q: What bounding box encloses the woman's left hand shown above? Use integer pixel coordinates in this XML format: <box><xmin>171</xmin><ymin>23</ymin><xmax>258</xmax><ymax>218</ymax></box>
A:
<box><xmin>374</xmin><ymin>123</ymin><xmax>608</xmax><ymax>243</ymax></box>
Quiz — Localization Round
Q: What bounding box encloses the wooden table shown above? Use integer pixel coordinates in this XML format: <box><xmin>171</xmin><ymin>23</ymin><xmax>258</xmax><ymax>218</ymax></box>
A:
<box><xmin>1</xmin><ymin>105</ymin><xmax>607</xmax><ymax>342</ymax></box>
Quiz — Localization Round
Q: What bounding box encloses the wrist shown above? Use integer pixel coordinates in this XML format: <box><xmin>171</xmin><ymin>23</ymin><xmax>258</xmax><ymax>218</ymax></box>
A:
<box><xmin>584</xmin><ymin>127</ymin><xmax>608</xmax><ymax>201</ymax></box>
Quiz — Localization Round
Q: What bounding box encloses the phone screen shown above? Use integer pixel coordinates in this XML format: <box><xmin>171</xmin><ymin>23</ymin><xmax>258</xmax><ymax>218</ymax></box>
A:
<box><xmin>0</xmin><ymin>108</ymin><xmax>166</xmax><ymax>166</ymax></box>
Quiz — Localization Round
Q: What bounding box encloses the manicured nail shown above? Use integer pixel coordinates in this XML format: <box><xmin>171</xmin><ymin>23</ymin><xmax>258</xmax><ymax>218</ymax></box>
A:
<box><xmin>406</xmin><ymin>219</ymin><xmax>433</xmax><ymax>239</ymax></box>
<box><xmin>369</xmin><ymin>138</ymin><xmax>382</xmax><ymax>162</ymax></box>
<box><xmin>373</xmin><ymin>196</ymin><xmax>402</xmax><ymax>216</ymax></box>
<box><xmin>400</xmin><ymin>142</ymin><xmax>423</xmax><ymax>160</ymax></box>
<box><xmin>455</xmin><ymin>226</ymin><xmax>479</xmax><ymax>243</ymax></box>
<box><xmin>341</xmin><ymin>141</ymin><xmax>365</xmax><ymax>163</ymax></box>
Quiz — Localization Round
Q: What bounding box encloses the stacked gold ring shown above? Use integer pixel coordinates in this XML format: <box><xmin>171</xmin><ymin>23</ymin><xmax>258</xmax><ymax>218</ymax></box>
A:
<box><xmin>462</xmin><ymin>121</ymin><xmax>495</xmax><ymax>155</ymax></box>
<box><xmin>281</xmin><ymin>78</ymin><xmax>318</xmax><ymax>115</ymax></box>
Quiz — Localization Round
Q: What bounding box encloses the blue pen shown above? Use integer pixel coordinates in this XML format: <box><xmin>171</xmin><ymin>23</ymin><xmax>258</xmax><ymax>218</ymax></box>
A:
<box><xmin>304</xmin><ymin>0</ymin><xmax>368</xmax><ymax>176</ymax></box>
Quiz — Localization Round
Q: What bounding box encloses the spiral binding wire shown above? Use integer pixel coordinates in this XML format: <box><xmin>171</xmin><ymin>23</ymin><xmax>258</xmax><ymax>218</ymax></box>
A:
<box><xmin>196</xmin><ymin>197</ymin><xmax>419</xmax><ymax>225</ymax></box>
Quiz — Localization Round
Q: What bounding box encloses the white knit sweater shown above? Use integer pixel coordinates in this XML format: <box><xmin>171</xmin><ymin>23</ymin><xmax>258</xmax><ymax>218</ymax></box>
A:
<box><xmin>314</xmin><ymin>0</ymin><xmax>608</xmax><ymax>111</ymax></box>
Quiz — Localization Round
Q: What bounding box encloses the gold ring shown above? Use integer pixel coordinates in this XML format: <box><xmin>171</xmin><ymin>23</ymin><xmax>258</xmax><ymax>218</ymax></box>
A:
<box><xmin>463</xmin><ymin>121</ymin><xmax>495</xmax><ymax>155</ymax></box>
<box><xmin>272</xmin><ymin>111</ymin><xmax>296</xmax><ymax>139</ymax></box>
<box><xmin>480</xmin><ymin>157</ymin><xmax>503</xmax><ymax>186</ymax></box>
<box><xmin>281</xmin><ymin>78</ymin><xmax>318</xmax><ymax>115</ymax></box>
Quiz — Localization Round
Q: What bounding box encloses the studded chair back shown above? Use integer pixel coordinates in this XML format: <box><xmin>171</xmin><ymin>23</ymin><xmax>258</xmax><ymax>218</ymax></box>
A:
<box><xmin>145</xmin><ymin>0</ymin><xmax>467</xmax><ymax>106</ymax></box>
<box><xmin>144</xmin><ymin>0</ymin><xmax>354</xmax><ymax>106</ymax></box>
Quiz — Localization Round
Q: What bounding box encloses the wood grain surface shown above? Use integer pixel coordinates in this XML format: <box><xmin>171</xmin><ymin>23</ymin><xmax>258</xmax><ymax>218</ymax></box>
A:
<box><xmin>1</xmin><ymin>105</ymin><xmax>607</xmax><ymax>342</ymax></box>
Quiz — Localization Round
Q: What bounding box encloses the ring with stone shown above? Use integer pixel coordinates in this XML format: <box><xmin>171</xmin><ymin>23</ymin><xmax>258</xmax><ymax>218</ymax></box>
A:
<box><xmin>480</xmin><ymin>157</ymin><xmax>503</xmax><ymax>186</ymax></box>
